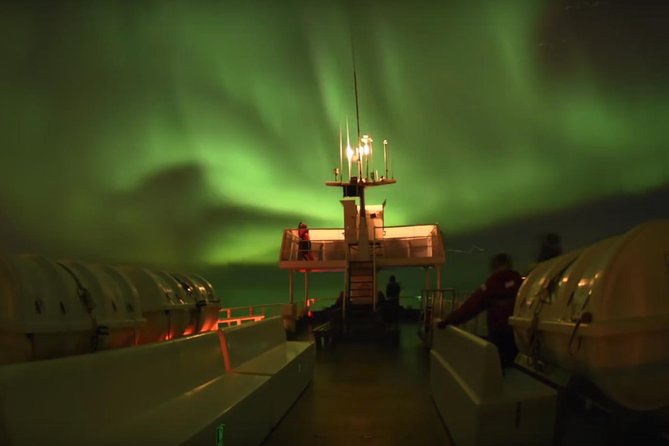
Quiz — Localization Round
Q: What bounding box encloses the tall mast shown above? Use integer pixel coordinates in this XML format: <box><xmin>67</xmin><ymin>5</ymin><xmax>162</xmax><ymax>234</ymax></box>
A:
<box><xmin>339</xmin><ymin>126</ymin><xmax>343</xmax><ymax>180</ymax></box>
<box><xmin>351</xmin><ymin>39</ymin><xmax>361</xmax><ymax>147</ymax></box>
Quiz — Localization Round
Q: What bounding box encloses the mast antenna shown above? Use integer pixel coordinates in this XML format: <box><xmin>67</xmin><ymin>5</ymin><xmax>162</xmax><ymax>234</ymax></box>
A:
<box><xmin>351</xmin><ymin>38</ymin><xmax>361</xmax><ymax>145</ymax></box>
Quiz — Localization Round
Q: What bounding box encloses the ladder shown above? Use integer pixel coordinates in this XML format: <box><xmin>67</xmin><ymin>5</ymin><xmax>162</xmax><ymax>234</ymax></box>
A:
<box><xmin>344</xmin><ymin>260</ymin><xmax>378</xmax><ymax>338</ymax></box>
<box><xmin>348</xmin><ymin>261</ymin><xmax>374</xmax><ymax>306</ymax></box>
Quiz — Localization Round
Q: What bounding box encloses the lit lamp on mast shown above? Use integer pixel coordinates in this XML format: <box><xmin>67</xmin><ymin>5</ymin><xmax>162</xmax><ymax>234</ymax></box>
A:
<box><xmin>355</xmin><ymin>142</ymin><xmax>362</xmax><ymax>179</ymax></box>
<box><xmin>366</xmin><ymin>135</ymin><xmax>374</xmax><ymax>180</ymax></box>
<box><xmin>361</xmin><ymin>134</ymin><xmax>371</xmax><ymax>180</ymax></box>
<box><xmin>346</xmin><ymin>120</ymin><xmax>355</xmax><ymax>181</ymax></box>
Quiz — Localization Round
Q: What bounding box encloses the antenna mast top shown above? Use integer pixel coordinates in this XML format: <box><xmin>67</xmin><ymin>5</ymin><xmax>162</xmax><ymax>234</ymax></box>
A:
<box><xmin>352</xmin><ymin>39</ymin><xmax>361</xmax><ymax>145</ymax></box>
<box><xmin>327</xmin><ymin>39</ymin><xmax>396</xmax><ymax>189</ymax></box>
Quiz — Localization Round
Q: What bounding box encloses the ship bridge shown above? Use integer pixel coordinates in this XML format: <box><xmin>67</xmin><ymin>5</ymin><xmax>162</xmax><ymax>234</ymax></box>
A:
<box><xmin>279</xmin><ymin>223</ymin><xmax>445</xmax><ymax>270</ymax></box>
<box><xmin>278</xmin><ymin>126</ymin><xmax>446</xmax><ymax>318</ymax></box>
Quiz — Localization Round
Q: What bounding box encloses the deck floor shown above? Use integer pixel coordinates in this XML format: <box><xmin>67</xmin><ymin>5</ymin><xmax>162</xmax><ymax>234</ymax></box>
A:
<box><xmin>262</xmin><ymin>324</ymin><xmax>451</xmax><ymax>446</ymax></box>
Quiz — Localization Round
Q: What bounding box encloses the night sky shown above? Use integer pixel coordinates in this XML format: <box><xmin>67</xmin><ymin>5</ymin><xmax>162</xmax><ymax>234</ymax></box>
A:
<box><xmin>1</xmin><ymin>1</ymin><xmax>668</xmax><ymax>305</ymax></box>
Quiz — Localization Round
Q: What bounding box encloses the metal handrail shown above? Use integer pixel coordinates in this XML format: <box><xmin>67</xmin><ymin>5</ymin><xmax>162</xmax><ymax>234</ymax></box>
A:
<box><xmin>280</xmin><ymin>225</ymin><xmax>443</xmax><ymax>262</ymax></box>
<box><xmin>418</xmin><ymin>289</ymin><xmax>487</xmax><ymax>338</ymax></box>
<box><xmin>283</xmin><ymin>229</ymin><xmax>438</xmax><ymax>241</ymax></box>
<box><xmin>218</xmin><ymin>302</ymin><xmax>286</xmax><ymax>319</ymax></box>
<box><xmin>372</xmin><ymin>225</ymin><xmax>377</xmax><ymax>311</ymax></box>
<box><xmin>218</xmin><ymin>294</ymin><xmax>424</xmax><ymax>324</ymax></box>
<box><xmin>282</xmin><ymin>225</ymin><xmax>439</xmax><ymax>240</ymax></box>
<box><xmin>281</xmin><ymin>224</ymin><xmax>439</xmax><ymax>232</ymax></box>
<box><xmin>218</xmin><ymin>315</ymin><xmax>265</xmax><ymax>327</ymax></box>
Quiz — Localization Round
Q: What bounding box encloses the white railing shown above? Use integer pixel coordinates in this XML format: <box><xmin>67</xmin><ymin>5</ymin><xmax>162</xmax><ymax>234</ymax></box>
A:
<box><xmin>217</xmin><ymin>302</ymin><xmax>303</xmax><ymax>327</ymax></box>
<box><xmin>218</xmin><ymin>295</ymin><xmax>422</xmax><ymax>326</ymax></box>
<box><xmin>419</xmin><ymin>289</ymin><xmax>488</xmax><ymax>342</ymax></box>
<box><xmin>279</xmin><ymin>228</ymin><xmax>347</xmax><ymax>262</ymax></box>
<box><xmin>279</xmin><ymin>224</ymin><xmax>444</xmax><ymax>262</ymax></box>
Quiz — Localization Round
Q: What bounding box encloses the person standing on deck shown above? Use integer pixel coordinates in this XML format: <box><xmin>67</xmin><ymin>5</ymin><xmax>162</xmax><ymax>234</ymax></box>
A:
<box><xmin>437</xmin><ymin>253</ymin><xmax>523</xmax><ymax>368</ymax></box>
<box><xmin>386</xmin><ymin>275</ymin><xmax>400</xmax><ymax>300</ymax></box>
<box><xmin>537</xmin><ymin>232</ymin><xmax>562</xmax><ymax>263</ymax></box>
<box><xmin>385</xmin><ymin>276</ymin><xmax>401</xmax><ymax>328</ymax></box>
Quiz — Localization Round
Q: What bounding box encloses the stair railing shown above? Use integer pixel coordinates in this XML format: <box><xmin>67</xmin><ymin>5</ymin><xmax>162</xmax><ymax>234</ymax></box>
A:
<box><xmin>372</xmin><ymin>226</ymin><xmax>377</xmax><ymax>312</ymax></box>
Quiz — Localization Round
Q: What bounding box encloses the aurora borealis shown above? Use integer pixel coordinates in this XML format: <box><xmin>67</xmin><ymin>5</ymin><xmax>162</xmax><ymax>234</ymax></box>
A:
<box><xmin>1</xmin><ymin>1</ymin><xmax>668</xmax><ymax>302</ymax></box>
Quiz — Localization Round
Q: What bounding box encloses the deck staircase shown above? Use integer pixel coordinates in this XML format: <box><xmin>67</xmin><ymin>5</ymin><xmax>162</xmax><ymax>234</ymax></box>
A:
<box><xmin>348</xmin><ymin>261</ymin><xmax>374</xmax><ymax>306</ymax></box>
<box><xmin>345</xmin><ymin>261</ymin><xmax>379</xmax><ymax>338</ymax></box>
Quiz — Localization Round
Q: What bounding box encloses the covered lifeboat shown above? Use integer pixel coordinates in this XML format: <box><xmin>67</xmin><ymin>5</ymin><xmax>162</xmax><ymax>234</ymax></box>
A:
<box><xmin>510</xmin><ymin>220</ymin><xmax>669</xmax><ymax>412</ymax></box>
<box><xmin>0</xmin><ymin>253</ymin><xmax>221</xmax><ymax>365</ymax></box>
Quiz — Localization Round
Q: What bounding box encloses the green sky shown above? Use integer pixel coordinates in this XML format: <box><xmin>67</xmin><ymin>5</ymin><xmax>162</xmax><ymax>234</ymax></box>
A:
<box><xmin>0</xmin><ymin>0</ymin><xmax>667</xmax><ymax>270</ymax></box>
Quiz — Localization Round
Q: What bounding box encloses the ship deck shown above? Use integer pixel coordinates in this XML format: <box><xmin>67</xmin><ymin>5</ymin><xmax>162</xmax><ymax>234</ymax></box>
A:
<box><xmin>262</xmin><ymin>322</ymin><xmax>669</xmax><ymax>446</ymax></box>
<box><xmin>262</xmin><ymin>323</ymin><xmax>451</xmax><ymax>445</ymax></box>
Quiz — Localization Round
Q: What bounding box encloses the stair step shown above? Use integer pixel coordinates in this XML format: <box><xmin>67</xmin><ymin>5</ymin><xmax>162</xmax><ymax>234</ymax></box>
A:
<box><xmin>350</xmin><ymin>261</ymin><xmax>373</xmax><ymax>267</ymax></box>
<box><xmin>350</xmin><ymin>289</ymin><xmax>372</xmax><ymax>296</ymax></box>
<box><xmin>350</xmin><ymin>271</ymin><xmax>373</xmax><ymax>276</ymax></box>
<box><xmin>350</xmin><ymin>268</ymin><xmax>374</xmax><ymax>274</ymax></box>
<box><xmin>351</xmin><ymin>282</ymin><xmax>372</xmax><ymax>289</ymax></box>
<box><xmin>348</xmin><ymin>266</ymin><xmax>374</xmax><ymax>272</ymax></box>
<box><xmin>350</xmin><ymin>281</ymin><xmax>372</xmax><ymax>289</ymax></box>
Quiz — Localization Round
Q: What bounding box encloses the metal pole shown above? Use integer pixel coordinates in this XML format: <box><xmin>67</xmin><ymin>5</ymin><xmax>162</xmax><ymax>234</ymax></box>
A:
<box><xmin>436</xmin><ymin>266</ymin><xmax>441</xmax><ymax>289</ymax></box>
<box><xmin>304</xmin><ymin>270</ymin><xmax>309</xmax><ymax>308</ymax></box>
<box><xmin>369</xmin><ymin>140</ymin><xmax>374</xmax><ymax>180</ymax></box>
<box><xmin>372</xmin><ymin>230</ymin><xmax>377</xmax><ymax>312</ymax></box>
<box><xmin>339</xmin><ymin>126</ymin><xmax>343</xmax><ymax>182</ymax></box>
<box><xmin>351</xmin><ymin>39</ymin><xmax>361</xmax><ymax>146</ymax></box>
<box><xmin>437</xmin><ymin>290</ymin><xmax>444</xmax><ymax>319</ymax></box>
<box><xmin>342</xmin><ymin>267</ymin><xmax>348</xmax><ymax>331</ymax></box>
<box><xmin>383</xmin><ymin>140</ymin><xmax>388</xmax><ymax>179</ymax></box>
<box><xmin>391</xmin><ymin>149</ymin><xmax>394</xmax><ymax>179</ymax></box>
<box><xmin>346</xmin><ymin>119</ymin><xmax>352</xmax><ymax>181</ymax></box>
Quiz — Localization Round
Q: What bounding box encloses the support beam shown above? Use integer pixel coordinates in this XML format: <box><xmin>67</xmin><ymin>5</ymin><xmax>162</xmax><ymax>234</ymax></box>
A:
<box><xmin>342</xmin><ymin>267</ymin><xmax>348</xmax><ymax>331</ymax></box>
<box><xmin>289</xmin><ymin>270</ymin><xmax>294</xmax><ymax>304</ymax></box>
<box><xmin>372</xmin><ymin>268</ymin><xmax>377</xmax><ymax>312</ymax></box>
<box><xmin>304</xmin><ymin>270</ymin><xmax>309</xmax><ymax>308</ymax></box>
<box><xmin>436</xmin><ymin>266</ymin><xmax>442</xmax><ymax>289</ymax></box>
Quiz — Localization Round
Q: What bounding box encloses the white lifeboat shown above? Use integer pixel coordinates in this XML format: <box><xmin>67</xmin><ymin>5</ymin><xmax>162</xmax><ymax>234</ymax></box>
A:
<box><xmin>510</xmin><ymin>220</ymin><xmax>669</xmax><ymax>411</ymax></box>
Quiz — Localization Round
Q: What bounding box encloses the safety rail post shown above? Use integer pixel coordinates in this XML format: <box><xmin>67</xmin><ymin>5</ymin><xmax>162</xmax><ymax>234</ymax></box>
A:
<box><xmin>342</xmin><ymin>239</ymin><xmax>349</xmax><ymax>332</ymax></box>
<box><xmin>372</xmin><ymin>226</ymin><xmax>377</xmax><ymax>312</ymax></box>
<box><xmin>304</xmin><ymin>270</ymin><xmax>310</xmax><ymax>309</ymax></box>
<box><xmin>289</xmin><ymin>269</ymin><xmax>294</xmax><ymax>304</ymax></box>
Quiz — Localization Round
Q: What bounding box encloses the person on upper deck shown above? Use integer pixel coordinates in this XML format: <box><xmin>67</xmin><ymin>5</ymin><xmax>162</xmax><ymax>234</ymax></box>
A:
<box><xmin>297</xmin><ymin>222</ymin><xmax>313</xmax><ymax>260</ymax></box>
<box><xmin>437</xmin><ymin>253</ymin><xmax>523</xmax><ymax>368</ymax></box>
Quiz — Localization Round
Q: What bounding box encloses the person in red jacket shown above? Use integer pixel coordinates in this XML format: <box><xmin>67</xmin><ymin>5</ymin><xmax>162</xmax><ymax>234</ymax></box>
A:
<box><xmin>437</xmin><ymin>253</ymin><xmax>523</xmax><ymax>368</ymax></box>
<box><xmin>297</xmin><ymin>222</ymin><xmax>313</xmax><ymax>260</ymax></box>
